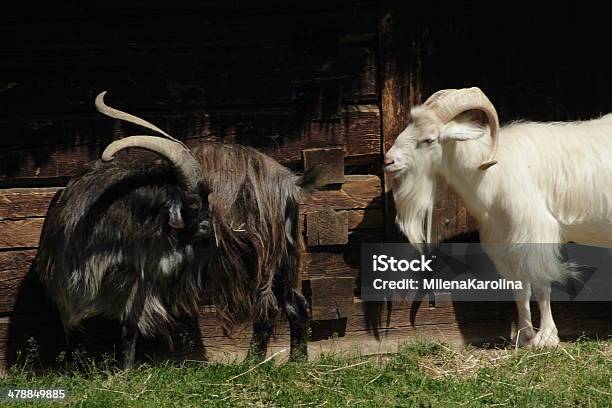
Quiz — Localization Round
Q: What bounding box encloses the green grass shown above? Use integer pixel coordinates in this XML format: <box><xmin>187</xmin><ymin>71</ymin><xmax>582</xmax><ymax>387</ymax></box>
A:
<box><xmin>0</xmin><ymin>339</ymin><xmax>610</xmax><ymax>407</ymax></box>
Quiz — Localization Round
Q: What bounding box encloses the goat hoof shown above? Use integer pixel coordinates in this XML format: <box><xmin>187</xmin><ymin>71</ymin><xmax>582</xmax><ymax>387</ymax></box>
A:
<box><xmin>511</xmin><ymin>326</ymin><xmax>535</xmax><ymax>347</ymax></box>
<box><xmin>528</xmin><ymin>328</ymin><xmax>559</xmax><ymax>348</ymax></box>
<box><xmin>288</xmin><ymin>352</ymin><xmax>308</xmax><ymax>363</ymax></box>
<box><xmin>245</xmin><ymin>348</ymin><xmax>267</xmax><ymax>363</ymax></box>
<box><xmin>288</xmin><ymin>346</ymin><xmax>308</xmax><ymax>362</ymax></box>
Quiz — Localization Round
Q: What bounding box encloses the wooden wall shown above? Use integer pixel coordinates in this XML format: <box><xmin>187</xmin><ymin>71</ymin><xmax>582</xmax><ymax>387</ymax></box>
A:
<box><xmin>0</xmin><ymin>1</ymin><xmax>610</xmax><ymax>370</ymax></box>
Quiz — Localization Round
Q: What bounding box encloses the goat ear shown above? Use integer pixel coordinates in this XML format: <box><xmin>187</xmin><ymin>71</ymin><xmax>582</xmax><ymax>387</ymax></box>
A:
<box><xmin>168</xmin><ymin>202</ymin><xmax>185</xmax><ymax>229</ymax></box>
<box><xmin>440</xmin><ymin>121</ymin><xmax>488</xmax><ymax>142</ymax></box>
<box><xmin>440</xmin><ymin>110</ymin><xmax>489</xmax><ymax>142</ymax></box>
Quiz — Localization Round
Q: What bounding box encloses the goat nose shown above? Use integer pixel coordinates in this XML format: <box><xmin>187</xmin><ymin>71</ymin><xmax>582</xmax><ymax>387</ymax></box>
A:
<box><xmin>384</xmin><ymin>155</ymin><xmax>395</xmax><ymax>166</ymax></box>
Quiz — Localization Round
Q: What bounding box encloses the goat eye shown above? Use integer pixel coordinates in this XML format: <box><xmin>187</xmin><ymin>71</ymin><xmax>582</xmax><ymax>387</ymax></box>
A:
<box><xmin>421</xmin><ymin>138</ymin><xmax>435</xmax><ymax>145</ymax></box>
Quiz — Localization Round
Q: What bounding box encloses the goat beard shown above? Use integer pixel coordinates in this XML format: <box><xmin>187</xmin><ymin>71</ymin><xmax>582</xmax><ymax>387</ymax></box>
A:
<box><xmin>391</xmin><ymin>169</ymin><xmax>436</xmax><ymax>247</ymax></box>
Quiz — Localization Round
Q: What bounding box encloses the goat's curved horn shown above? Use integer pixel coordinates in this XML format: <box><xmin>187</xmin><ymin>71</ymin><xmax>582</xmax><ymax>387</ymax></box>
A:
<box><xmin>102</xmin><ymin>135</ymin><xmax>202</xmax><ymax>191</ymax></box>
<box><xmin>424</xmin><ymin>89</ymin><xmax>456</xmax><ymax>107</ymax></box>
<box><xmin>425</xmin><ymin>87</ymin><xmax>499</xmax><ymax>170</ymax></box>
<box><xmin>95</xmin><ymin>91</ymin><xmax>186</xmax><ymax>147</ymax></box>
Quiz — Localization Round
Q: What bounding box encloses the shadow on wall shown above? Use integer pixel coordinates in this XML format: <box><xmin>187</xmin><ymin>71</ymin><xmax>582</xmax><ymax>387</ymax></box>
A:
<box><xmin>352</xmin><ymin>219</ymin><xmax>612</xmax><ymax>348</ymax></box>
<box><xmin>350</xmin><ymin>225</ymin><xmax>515</xmax><ymax>348</ymax></box>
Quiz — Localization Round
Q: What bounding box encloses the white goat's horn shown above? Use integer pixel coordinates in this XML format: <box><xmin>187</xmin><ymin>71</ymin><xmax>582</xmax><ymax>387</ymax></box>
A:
<box><xmin>425</xmin><ymin>87</ymin><xmax>499</xmax><ymax>170</ymax></box>
<box><xmin>102</xmin><ymin>135</ymin><xmax>203</xmax><ymax>191</ymax></box>
<box><xmin>424</xmin><ymin>89</ymin><xmax>456</xmax><ymax>107</ymax></box>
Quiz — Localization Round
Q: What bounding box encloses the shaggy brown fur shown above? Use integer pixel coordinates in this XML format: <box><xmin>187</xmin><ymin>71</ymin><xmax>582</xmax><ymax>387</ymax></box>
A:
<box><xmin>194</xmin><ymin>144</ymin><xmax>316</xmax><ymax>335</ymax></box>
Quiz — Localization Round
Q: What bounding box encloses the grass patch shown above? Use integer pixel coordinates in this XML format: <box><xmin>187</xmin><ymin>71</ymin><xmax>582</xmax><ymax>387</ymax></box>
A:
<box><xmin>0</xmin><ymin>339</ymin><xmax>610</xmax><ymax>407</ymax></box>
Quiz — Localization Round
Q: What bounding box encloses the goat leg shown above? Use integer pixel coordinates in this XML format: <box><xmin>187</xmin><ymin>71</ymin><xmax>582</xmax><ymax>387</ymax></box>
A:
<box><xmin>64</xmin><ymin>329</ymin><xmax>87</xmax><ymax>367</ymax></box>
<box><xmin>122</xmin><ymin>283</ymin><xmax>146</xmax><ymax>369</ymax></box>
<box><xmin>531</xmin><ymin>285</ymin><xmax>560</xmax><ymax>348</ymax></box>
<box><xmin>511</xmin><ymin>284</ymin><xmax>535</xmax><ymax>346</ymax></box>
<box><xmin>246</xmin><ymin>320</ymin><xmax>274</xmax><ymax>361</ymax></box>
<box><xmin>286</xmin><ymin>289</ymin><xmax>309</xmax><ymax>361</ymax></box>
<box><xmin>121</xmin><ymin>321</ymin><xmax>139</xmax><ymax>369</ymax></box>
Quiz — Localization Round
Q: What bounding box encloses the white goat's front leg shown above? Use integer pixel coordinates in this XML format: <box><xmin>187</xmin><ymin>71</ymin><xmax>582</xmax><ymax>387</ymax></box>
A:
<box><xmin>511</xmin><ymin>283</ymin><xmax>535</xmax><ymax>346</ymax></box>
<box><xmin>485</xmin><ymin>248</ymin><xmax>535</xmax><ymax>347</ymax></box>
<box><xmin>530</xmin><ymin>285</ymin><xmax>560</xmax><ymax>348</ymax></box>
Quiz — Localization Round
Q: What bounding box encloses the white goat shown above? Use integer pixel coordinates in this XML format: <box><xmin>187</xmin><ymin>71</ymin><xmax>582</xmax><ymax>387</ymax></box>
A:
<box><xmin>384</xmin><ymin>87</ymin><xmax>612</xmax><ymax>348</ymax></box>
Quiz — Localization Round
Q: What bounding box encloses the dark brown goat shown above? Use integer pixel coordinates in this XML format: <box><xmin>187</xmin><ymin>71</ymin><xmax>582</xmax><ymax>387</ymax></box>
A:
<box><xmin>195</xmin><ymin>143</ymin><xmax>317</xmax><ymax>359</ymax></box>
<box><xmin>36</xmin><ymin>93</ymin><xmax>319</xmax><ymax>368</ymax></box>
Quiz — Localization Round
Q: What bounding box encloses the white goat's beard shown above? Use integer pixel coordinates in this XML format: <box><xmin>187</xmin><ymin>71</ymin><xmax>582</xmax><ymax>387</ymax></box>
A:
<box><xmin>392</xmin><ymin>170</ymin><xmax>436</xmax><ymax>245</ymax></box>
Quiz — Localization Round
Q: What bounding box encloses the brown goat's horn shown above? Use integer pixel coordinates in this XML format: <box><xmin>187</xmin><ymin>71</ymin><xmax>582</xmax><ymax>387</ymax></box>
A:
<box><xmin>95</xmin><ymin>91</ymin><xmax>187</xmax><ymax>149</ymax></box>
<box><xmin>102</xmin><ymin>135</ymin><xmax>202</xmax><ymax>191</ymax></box>
<box><xmin>424</xmin><ymin>87</ymin><xmax>499</xmax><ymax>170</ymax></box>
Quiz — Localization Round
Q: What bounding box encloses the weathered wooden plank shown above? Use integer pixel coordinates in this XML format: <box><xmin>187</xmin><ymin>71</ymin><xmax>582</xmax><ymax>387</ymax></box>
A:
<box><xmin>300</xmin><ymin>175</ymin><xmax>382</xmax><ymax>212</ymax></box>
<box><xmin>0</xmin><ymin>298</ymin><xmax>610</xmax><ymax>368</ymax></box>
<box><xmin>432</xmin><ymin>177</ymin><xmax>478</xmax><ymax>243</ymax></box>
<box><xmin>378</xmin><ymin>2</ymin><xmax>422</xmax><ymax>152</ymax></box>
<box><xmin>378</xmin><ymin>1</ymin><xmax>424</xmax><ymax>241</ymax></box>
<box><xmin>0</xmin><ymin>251</ymin><xmax>38</xmax><ymax>315</ymax></box>
<box><xmin>0</xmin><ymin>250</ymin><xmax>37</xmax><ymax>274</ymax></box>
<box><xmin>306</xmin><ymin>277</ymin><xmax>355</xmax><ymax>320</ymax></box>
<box><xmin>0</xmin><ymin>109</ymin><xmax>380</xmax><ymax>182</ymax></box>
<box><xmin>299</xmin><ymin>208</ymin><xmax>383</xmax><ymax>232</ymax></box>
<box><xmin>300</xmin><ymin>250</ymin><xmax>358</xmax><ymax>279</ymax></box>
<box><xmin>302</xmin><ymin>147</ymin><xmax>345</xmax><ymax>186</ymax></box>
<box><xmin>377</xmin><ymin>3</ymin><xmax>477</xmax><ymax>244</ymax></box>
<box><xmin>173</xmin><ymin>321</ymin><xmax>500</xmax><ymax>361</ymax></box>
<box><xmin>348</xmin><ymin>301</ymin><xmax>492</xmax><ymax>332</ymax></box>
<box><xmin>0</xmin><ymin>219</ymin><xmax>44</xmax><ymax>250</ymax></box>
<box><xmin>306</xmin><ymin>209</ymin><xmax>348</xmax><ymax>246</ymax></box>
<box><xmin>0</xmin><ymin>187</ymin><xmax>61</xmax><ymax>219</ymax></box>
<box><xmin>193</xmin><ymin>302</ymin><xmax>508</xmax><ymax>338</ymax></box>
<box><xmin>344</xmin><ymin>208</ymin><xmax>383</xmax><ymax>230</ymax></box>
<box><xmin>0</xmin><ymin>251</ymin><xmax>40</xmax><ymax>316</ymax></box>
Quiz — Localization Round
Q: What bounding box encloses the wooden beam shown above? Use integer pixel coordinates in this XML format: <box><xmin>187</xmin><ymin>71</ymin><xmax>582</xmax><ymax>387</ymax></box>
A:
<box><xmin>300</xmin><ymin>175</ymin><xmax>382</xmax><ymax>212</ymax></box>
<box><xmin>378</xmin><ymin>1</ymin><xmax>423</xmax><ymax>241</ymax></box>
<box><xmin>432</xmin><ymin>178</ymin><xmax>479</xmax><ymax>243</ymax></box>
<box><xmin>299</xmin><ymin>208</ymin><xmax>384</xmax><ymax>232</ymax></box>
<box><xmin>306</xmin><ymin>209</ymin><xmax>349</xmax><ymax>246</ymax></box>
<box><xmin>305</xmin><ymin>277</ymin><xmax>355</xmax><ymax>320</ymax></box>
<box><xmin>302</xmin><ymin>147</ymin><xmax>345</xmax><ymax>186</ymax></box>
<box><xmin>300</xmin><ymin>251</ymin><xmax>359</xmax><ymax>280</ymax></box>
<box><xmin>0</xmin><ymin>219</ymin><xmax>44</xmax><ymax>250</ymax></box>
<box><xmin>0</xmin><ymin>188</ymin><xmax>61</xmax><ymax>219</ymax></box>
<box><xmin>377</xmin><ymin>3</ymin><xmax>478</xmax><ymax>244</ymax></box>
